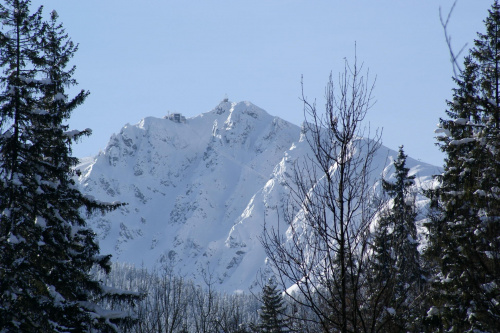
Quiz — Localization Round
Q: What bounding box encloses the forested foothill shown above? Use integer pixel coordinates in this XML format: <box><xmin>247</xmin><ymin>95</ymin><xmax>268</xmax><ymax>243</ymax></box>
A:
<box><xmin>0</xmin><ymin>0</ymin><xmax>499</xmax><ymax>332</ymax></box>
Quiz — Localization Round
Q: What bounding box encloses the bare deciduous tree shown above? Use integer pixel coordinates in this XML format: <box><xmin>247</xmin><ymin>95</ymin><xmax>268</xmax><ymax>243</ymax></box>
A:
<box><xmin>262</xmin><ymin>55</ymin><xmax>389</xmax><ymax>333</ymax></box>
<box><xmin>100</xmin><ymin>263</ymin><xmax>259</xmax><ymax>333</ymax></box>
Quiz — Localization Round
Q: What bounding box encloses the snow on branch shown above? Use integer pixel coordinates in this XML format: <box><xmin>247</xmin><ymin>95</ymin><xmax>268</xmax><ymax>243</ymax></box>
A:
<box><xmin>54</xmin><ymin>92</ymin><xmax>66</xmax><ymax>101</ymax></box>
<box><xmin>78</xmin><ymin>301</ymin><xmax>127</xmax><ymax>331</ymax></box>
<box><xmin>449</xmin><ymin>138</ymin><xmax>475</xmax><ymax>145</ymax></box>
<box><xmin>31</xmin><ymin>109</ymin><xmax>49</xmax><ymax>115</ymax></box>
<box><xmin>63</xmin><ymin>128</ymin><xmax>92</xmax><ymax>139</ymax></box>
<box><xmin>100</xmin><ymin>285</ymin><xmax>142</xmax><ymax>297</ymax></box>
<box><xmin>82</xmin><ymin>194</ymin><xmax>123</xmax><ymax>207</ymax></box>
<box><xmin>454</xmin><ymin>118</ymin><xmax>469</xmax><ymax>125</ymax></box>
<box><xmin>435</xmin><ymin>128</ymin><xmax>451</xmax><ymax>137</ymax></box>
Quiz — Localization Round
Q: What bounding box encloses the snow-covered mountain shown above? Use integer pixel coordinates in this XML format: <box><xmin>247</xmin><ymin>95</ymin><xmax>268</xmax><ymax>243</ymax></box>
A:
<box><xmin>76</xmin><ymin>100</ymin><xmax>440</xmax><ymax>293</ymax></box>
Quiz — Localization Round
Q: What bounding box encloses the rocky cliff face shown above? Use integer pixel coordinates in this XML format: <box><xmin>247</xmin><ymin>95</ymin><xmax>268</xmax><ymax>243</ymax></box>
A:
<box><xmin>77</xmin><ymin>100</ymin><xmax>440</xmax><ymax>292</ymax></box>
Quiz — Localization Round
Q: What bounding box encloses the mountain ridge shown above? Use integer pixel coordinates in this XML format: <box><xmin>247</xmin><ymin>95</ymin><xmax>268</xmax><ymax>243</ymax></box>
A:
<box><xmin>77</xmin><ymin>100</ymin><xmax>440</xmax><ymax>292</ymax></box>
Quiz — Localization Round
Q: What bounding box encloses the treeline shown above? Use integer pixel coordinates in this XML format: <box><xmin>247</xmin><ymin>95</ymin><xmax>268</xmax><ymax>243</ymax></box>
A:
<box><xmin>95</xmin><ymin>263</ymin><xmax>260</xmax><ymax>333</ymax></box>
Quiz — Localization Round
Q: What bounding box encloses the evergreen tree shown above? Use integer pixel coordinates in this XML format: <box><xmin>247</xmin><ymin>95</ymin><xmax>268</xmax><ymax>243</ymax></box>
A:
<box><xmin>258</xmin><ymin>279</ymin><xmax>288</xmax><ymax>333</ymax></box>
<box><xmin>425</xmin><ymin>1</ymin><xmax>500</xmax><ymax>331</ymax></box>
<box><xmin>369</xmin><ymin>146</ymin><xmax>423</xmax><ymax>332</ymax></box>
<box><xmin>0</xmin><ymin>1</ymin><xmax>137</xmax><ymax>331</ymax></box>
<box><xmin>384</xmin><ymin>146</ymin><xmax>422</xmax><ymax>293</ymax></box>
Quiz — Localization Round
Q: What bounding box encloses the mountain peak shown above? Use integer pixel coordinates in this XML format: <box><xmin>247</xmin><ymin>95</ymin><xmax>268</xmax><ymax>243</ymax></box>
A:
<box><xmin>77</xmin><ymin>101</ymin><xmax>439</xmax><ymax>293</ymax></box>
<box><xmin>77</xmin><ymin>101</ymin><xmax>301</xmax><ymax>291</ymax></box>
<box><xmin>208</xmin><ymin>99</ymin><xmax>270</xmax><ymax>119</ymax></box>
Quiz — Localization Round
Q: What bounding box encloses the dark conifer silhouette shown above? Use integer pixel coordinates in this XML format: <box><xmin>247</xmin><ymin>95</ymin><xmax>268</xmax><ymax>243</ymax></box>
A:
<box><xmin>425</xmin><ymin>1</ymin><xmax>500</xmax><ymax>331</ymax></box>
<box><xmin>0</xmin><ymin>1</ymin><xmax>137</xmax><ymax>331</ymax></box>
<box><xmin>258</xmin><ymin>279</ymin><xmax>288</xmax><ymax>333</ymax></box>
<box><xmin>370</xmin><ymin>146</ymin><xmax>423</xmax><ymax>332</ymax></box>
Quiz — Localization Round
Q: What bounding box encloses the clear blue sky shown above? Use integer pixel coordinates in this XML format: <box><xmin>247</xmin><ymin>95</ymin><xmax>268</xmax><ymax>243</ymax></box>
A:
<box><xmin>33</xmin><ymin>1</ymin><xmax>491</xmax><ymax>166</ymax></box>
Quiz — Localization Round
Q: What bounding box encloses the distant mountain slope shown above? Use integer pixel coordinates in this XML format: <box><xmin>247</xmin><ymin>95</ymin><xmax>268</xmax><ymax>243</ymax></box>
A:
<box><xmin>77</xmin><ymin>100</ymin><xmax>441</xmax><ymax>292</ymax></box>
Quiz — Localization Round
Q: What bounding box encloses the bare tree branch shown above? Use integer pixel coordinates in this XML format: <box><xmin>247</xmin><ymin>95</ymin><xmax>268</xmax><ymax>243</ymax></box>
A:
<box><xmin>440</xmin><ymin>0</ymin><xmax>468</xmax><ymax>77</ymax></box>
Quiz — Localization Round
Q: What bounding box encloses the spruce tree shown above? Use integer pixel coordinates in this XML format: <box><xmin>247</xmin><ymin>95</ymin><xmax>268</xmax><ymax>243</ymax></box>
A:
<box><xmin>0</xmin><ymin>1</ymin><xmax>137</xmax><ymax>331</ymax></box>
<box><xmin>384</xmin><ymin>146</ymin><xmax>422</xmax><ymax>295</ymax></box>
<box><xmin>370</xmin><ymin>146</ymin><xmax>423</xmax><ymax>332</ymax></box>
<box><xmin>425</xmin><ymin>1</ymin><xmax>500</xmax><ymax>331</ymax></box>
<box><xmin>368</xmin><ymin>207</ymin><xmax>397</xmax><ymax>332</ymax></box>
<box><xmin>258</xmin><ymin>279</ymin><xmax>288</xmax><ymax>333</ymax></box>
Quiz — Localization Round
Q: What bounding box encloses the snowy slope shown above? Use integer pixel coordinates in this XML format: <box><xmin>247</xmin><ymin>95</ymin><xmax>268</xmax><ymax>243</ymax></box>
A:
<box><xmin>77</xmin><ymin>100</ymin><xmax>440</xmax><ymax>293</ymax></box>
